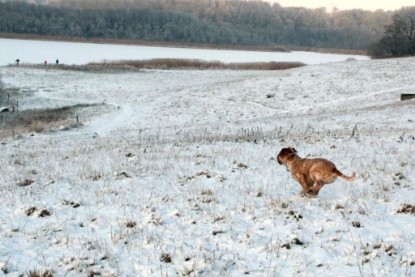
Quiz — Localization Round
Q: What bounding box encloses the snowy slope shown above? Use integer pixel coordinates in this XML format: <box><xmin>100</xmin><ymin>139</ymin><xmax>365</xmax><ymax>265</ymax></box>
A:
<box><xmin>0</xmin><ymin>57</ymin><xmax>414</xmax><ymax>276</ymax></box>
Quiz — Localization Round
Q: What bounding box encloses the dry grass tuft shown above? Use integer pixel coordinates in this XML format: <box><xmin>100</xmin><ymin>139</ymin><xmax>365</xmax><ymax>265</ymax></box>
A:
<box><xmin>17</xmin><ymin>179</ymin><xmax>35</xmax><ymax>187</ymax></box>
<box><xmin>26</xmin><ymin>207</ymin><xmax>52</xmax><ymax>217</ymax></box>
<box><xmin>397</xmin><ymin>204</ymin><xmax>415</xmax><ymax>215</ymax></box>
<box><xmin>125</xmin><ymin>221</ymin><xmax>137</xmax><ymax>228</ymax></box>
<box><xmin>27</xmin><ymin>270</ymin><xmax>54</xmax><ymax>277</ymax></box>
<box><xmin>160</xmin><ymin>253</ymin><xmax>172</xmax><ymax>263</ymax></box>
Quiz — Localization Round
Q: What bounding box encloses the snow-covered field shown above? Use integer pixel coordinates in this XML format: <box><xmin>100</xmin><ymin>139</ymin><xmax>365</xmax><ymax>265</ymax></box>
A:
<box><xmin>0</xmin><ymin>38</ymin><xmax>368</xmax><ymax>66</ymax></box>
<box><xmin>0</xmin><ymin>56</ymin><xmax>414</xmax><ymax>276</ymax></box>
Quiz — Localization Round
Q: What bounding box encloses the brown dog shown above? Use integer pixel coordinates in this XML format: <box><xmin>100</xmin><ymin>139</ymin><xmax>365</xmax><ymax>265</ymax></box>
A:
<box><xmin>277</xmin><ymin>147</ymin><xmax>356</xmax><ymax>197</ymax></box>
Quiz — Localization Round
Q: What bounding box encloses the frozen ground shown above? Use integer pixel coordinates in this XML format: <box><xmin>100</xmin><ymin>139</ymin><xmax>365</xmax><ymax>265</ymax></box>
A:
<box><xmin>0</xmin><ymin>38</ymin><xmax>368</xmax><ymax>66</ymax></box>
<box><xmin>0</xmin><ymin>56</ymin><xmax>414</xmax><ymax>276</ymax></box>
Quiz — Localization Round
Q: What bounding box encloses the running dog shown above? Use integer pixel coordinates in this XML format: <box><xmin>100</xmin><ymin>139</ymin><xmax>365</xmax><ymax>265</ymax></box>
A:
<box><xmin>277</xmin><ymin>147</ymin><xmax>356</xmax><ymax>197</ymax></box>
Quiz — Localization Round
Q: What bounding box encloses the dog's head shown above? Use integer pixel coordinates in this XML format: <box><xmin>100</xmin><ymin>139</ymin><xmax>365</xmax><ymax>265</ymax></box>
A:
<box><xmin>277</xmin><ymin>147</ymin><xmax>297</xmax><ymax>165</ymax></box>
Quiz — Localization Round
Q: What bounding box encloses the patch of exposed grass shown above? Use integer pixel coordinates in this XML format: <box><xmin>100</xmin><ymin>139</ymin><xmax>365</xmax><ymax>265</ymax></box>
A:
<box><xmin>0</xmin><ymin>80</ymin><xmax>22</xmax><ymax>106</ymax></box>
<box><xmin>0</xmin><ymin>78</ymin><xmax>8</xmax><ymax>106</ymax></box>
<box><xmin>0</xmin><ymin>78</ymin><xmax>3</xmax><ymax>97</ymax></box>
<box><xmin>88</xmin><ymin>59</ymin><xmax>306</xmax><ymax>71</ymax></box>
<box><xmin>12</xmin><ymin>59</ymin><xmax>305</xmax><ymax>72</ymax></box>
<box><xmin>0</xmin><ymin>103</ymin><xmax>103</xmax><ymax>138</ymax></box>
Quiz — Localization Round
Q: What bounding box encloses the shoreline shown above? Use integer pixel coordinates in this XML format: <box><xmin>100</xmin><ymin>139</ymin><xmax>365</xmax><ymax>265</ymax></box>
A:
<box><xmin>0</xmin><ymin>32</ymin><xmax>368</xmax><ymax>56</ymax></box>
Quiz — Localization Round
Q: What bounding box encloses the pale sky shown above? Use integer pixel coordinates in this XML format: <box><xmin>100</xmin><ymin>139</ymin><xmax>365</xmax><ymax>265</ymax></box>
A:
<box><xmin>268</xmin><ymin>0</ymin><xmax>415</xmax><ymax>11</ymax></box>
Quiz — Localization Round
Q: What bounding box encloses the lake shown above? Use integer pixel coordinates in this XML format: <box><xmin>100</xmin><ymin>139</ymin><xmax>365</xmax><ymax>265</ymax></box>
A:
<box><xmin>0</xmin><ymin>38</ymin><xmax>369</xmax><ymax>66</ymax></box>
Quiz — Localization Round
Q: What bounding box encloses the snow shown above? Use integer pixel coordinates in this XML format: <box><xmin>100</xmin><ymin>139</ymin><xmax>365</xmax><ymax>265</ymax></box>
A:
<box><xmin>0</xmin><ymin>52</ymin><xmax>415</xmax><ymax>276</ymax></box>
<box><xmin>0</xmin><ymin>38</ymin><xmax>368</xmax><ymax>66</ymax></box>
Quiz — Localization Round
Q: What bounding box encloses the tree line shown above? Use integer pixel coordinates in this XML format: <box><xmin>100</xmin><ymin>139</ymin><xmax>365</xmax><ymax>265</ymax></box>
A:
<box><xmin>0</xmin><ymin>0</ymin><xmax>396</xmax><ymax>51</ymax></box>
<box><xmin>368</xmin><ymin>7</ymin><xmax>415</xmax><ymax>58</ymax></box>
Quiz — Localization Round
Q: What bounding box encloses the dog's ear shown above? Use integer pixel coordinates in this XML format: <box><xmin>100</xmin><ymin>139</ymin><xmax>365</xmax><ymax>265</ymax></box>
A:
<box><xmin>290</xmin><ymin>147</ymin><xmax>297</xmax><ymax>153</ymax></box>
<box><xmin>277</xmin><ymin>155</ymin><xmax>282</xmax><ymax>164</ymax></box>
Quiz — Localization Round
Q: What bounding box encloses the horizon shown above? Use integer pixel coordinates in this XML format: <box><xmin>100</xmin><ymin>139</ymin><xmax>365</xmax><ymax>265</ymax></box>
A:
<box><xmin>268</xmin><ymin>0</ymin><xmax>415</xmax><ymax>11</ymax></box>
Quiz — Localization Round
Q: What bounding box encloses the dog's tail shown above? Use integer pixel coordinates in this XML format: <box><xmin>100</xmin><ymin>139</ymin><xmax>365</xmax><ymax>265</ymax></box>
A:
<box><xmin>334</xmin><ymin>168</ymin><xmax>356</xmax><ymax>182</ymax></box>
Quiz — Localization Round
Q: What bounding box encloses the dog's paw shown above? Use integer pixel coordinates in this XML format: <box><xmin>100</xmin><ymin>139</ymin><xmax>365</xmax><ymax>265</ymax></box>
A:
<box><xmin>299</xmin><ymin>191</ymin><xmax>317</xmax><ymax>198</ymax></box>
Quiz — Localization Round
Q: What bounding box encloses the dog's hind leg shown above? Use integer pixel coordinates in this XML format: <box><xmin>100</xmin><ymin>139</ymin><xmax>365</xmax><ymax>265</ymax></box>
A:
<box><xmin>295</xmin><ymin>174</ymin><xmax>312</xmax><ymax>196</ymax></box>
<box><xmin>308</xmin><ymin>181</ymin><xmax>324</xmax><ymax>196</ymax></box>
